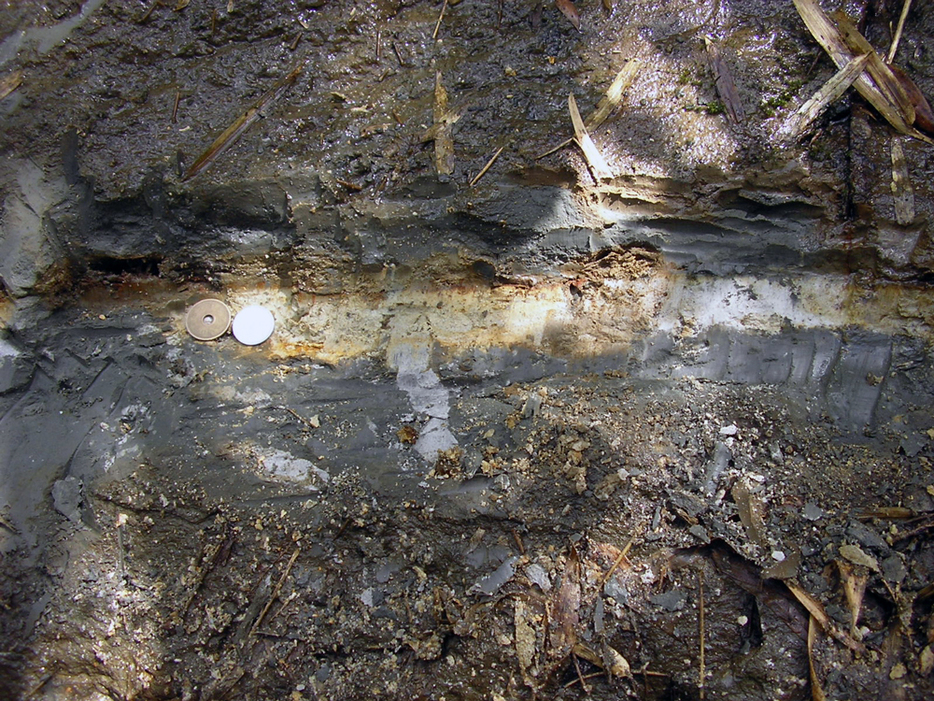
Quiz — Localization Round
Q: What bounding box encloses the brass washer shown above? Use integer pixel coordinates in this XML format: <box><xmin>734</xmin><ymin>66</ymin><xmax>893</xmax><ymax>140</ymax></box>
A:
<box><xmin>185</xmin><ymin>299</ymin><xmax>231</xmax><ymax>341</ymax></box>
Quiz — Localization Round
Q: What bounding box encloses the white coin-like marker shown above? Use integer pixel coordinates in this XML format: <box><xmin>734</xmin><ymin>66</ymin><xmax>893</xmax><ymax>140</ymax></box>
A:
<box><xmin>232</xmin><ymin>305</ymin><xmax>275</xmax><ymax>346</ymax></box>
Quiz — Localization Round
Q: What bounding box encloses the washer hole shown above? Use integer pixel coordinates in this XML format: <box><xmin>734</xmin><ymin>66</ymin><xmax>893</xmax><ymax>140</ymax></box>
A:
<box><xmin>203</xmin><ymin>314</ymin><xmax>215</xmax><ymax>324</ymax></box>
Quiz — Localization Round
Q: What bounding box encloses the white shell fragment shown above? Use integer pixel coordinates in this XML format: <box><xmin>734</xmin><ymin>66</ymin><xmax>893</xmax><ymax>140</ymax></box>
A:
<box><xmin>232</xmin><ymin>305</ymin><xmax>275</xmax><ymax>346</ymax></box>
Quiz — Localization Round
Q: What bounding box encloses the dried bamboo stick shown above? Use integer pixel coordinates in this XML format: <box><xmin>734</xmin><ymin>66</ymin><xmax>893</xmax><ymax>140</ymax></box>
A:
<box><xmin>793</xmin><ymin>0</ymin><xmax>931</xmax><ymax>143</ymax></box>
<box><xmin>569</xmin><ymin>94</ymin><xmax>613</xmax><ymax>180</ymax></box>
<box><xmin>782</xmin><ymin>53</ymin><xmax>870</xmax><ymax>139</ymax></box>
<box><xmin>536</xmin><ymin>61</ymin><xmax>640</xmax><ymax>159</ymax></box>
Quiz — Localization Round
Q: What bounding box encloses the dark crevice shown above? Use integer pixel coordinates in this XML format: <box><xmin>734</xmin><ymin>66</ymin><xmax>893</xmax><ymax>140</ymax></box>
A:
<box><xmin>88</xmin><ymin>255</ymin><xmax>162</xmax><ymax>278</ymax></box>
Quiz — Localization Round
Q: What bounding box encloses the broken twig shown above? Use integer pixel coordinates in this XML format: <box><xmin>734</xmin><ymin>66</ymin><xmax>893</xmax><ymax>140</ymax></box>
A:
<box><xmin>430</xmin><ymin>71</ymin><xmax>457</xmax><ymax>175</ymax></box>
<box><xmin>181</xmin><ymin>535</ymin><xmax>226</xmax><ymax>617</ymax></box>
<box><xmin>569</xmin><ymin>94</ymin><xmax>612</xmax><ymax>180</ymax></box>
<box><xmin>469</xmin><ymin>145</ymin><xmax>505</xmax><ymax>187</ymax></box>
<box><xmin>856</xmin><ymin>506</ymin><xmax>915</xmax><ymax>520</ymax></box>
<box><xmin>0</xmin><ymin>515</ymin><xmax>18</xmax><ymax>534</ymax></box>
<box><xmin>433</xmin><ymin>0</ymin><xmax>448</xmax><ymax>40</ymax></box>
<box><xmin>115</xmin><ymin>512</ymin><xmax>128</xmax><ymax>582</ymax></box>
<box><xmin>250</xmin><ymin>546</ymin><xmax>301</xmax><ymax>636</ymax></box>
<box><xmin>886</xmin><ymin>0</ymin><xmax>913</xmax><ymax>65</ymax></box>
<box><xmin>598</xmin><ymin>527</ymin><xmax>639</xmax><ymax>589</ymax></box>
<box><xmin>537</xmin><ymin>61</ymin><xmax>640</xmax><ymax>159</ymax></box>
<box><xmin>284</xmin><ymin>406</ymin><xmax>319</xmax><ymax>428</ymax></box>
<box><xmin>793</xmin><ymin>0</ymin><xmax>931</xmax><ymax>142</ymax></box>
<box><xmin>782</xmin><ymin>53</ymin><xmax>869</xmax><ymax>139</ymax></box>
<box><xmin>572</xmin><ymin>653</ymin><xmax>591</xmax><ymax>693</ymax></box>
<box><xmin>183</xmin><ymin>58</ymin><xmax>306</xmax><ymax>181</ymax></box>
<box><xmin>392</xmin><ymin>42</ymin><xmax>406</xmax><ymax>67</ymax></box>
<box><xmin>807</xmin><ymin>615</ymin><xmax>827</xmax><ymax>701</ymax></box>
<box><xmin>139</xmin><ymin>0</ymin><xmax>159</xmax><ymax>23</ymax></box>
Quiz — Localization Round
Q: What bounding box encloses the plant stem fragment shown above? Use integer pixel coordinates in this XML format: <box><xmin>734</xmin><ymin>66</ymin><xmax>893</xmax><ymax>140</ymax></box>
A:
<box><xmin>569</xmin><ymin>93</ymin><xmax>612</xmax><ymax>180</ymax></box>
<box><xmin>887</xmin><ymin>0</ymin><xmax>913</xmax><ymax>64</ymax></box>
<box><xmin>433</xmin><ymin>0</ymin><xmax>448</xmax><ymax>40</ymax></box>
<box><xmin>782</xmin><ymin>53</ymin><xmax>869</xmax><ymax>140</ymax></box>
<box><xmin>0</xmin><ymin>71</ymin><xmax>23</xmax><ymax>101</ymax></box>
<box><xmin>537</xmin><ymin>61</ymin><xmax>639</xmax><ymax>159</ymax></box>
<box><xmin>183</xmin><ymin>59</ymin><xmax>307</xmax><ymax>181</ymax></box>
<box><xmin>705</xmin><ymin>36</ymin><xmax>745</xmax><ymax>124</ymax></box>
<box><xmin>250</xmin><ymin>546</ymin><xmax>301</xmax><ymax>636</ymax></box>
<box><xmin>792</xmin><ymin>0</ymin><xmax>931</xmax><ymax>143</ymax></box>
<box><xmin>469</xmin><ymin>146</ymin><xmax>505</xmax><ymax>187</ymax></box>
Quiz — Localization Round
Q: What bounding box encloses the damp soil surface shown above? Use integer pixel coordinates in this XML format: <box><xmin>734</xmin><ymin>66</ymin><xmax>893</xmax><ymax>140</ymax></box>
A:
<box><xmin>1</xmin><ymin>273</ymin><xmax>934</xmax><ymax>701</ymax></box>
<box><xmin>3</xmin><ymin>1</ymin><xmax>934</xmax><ymax>700</ymax></box>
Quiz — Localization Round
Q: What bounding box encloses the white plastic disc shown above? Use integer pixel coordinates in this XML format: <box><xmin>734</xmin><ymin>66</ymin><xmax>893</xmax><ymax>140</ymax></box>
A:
<box><xmin>232</xmin><ymin>305</ymin><xmax>275</xmax><ymax>346</ymax></box>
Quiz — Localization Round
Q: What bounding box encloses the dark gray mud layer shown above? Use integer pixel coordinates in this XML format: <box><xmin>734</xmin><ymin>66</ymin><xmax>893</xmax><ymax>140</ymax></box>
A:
<box><xmin>0</xmin><ymin>295</ymin><xmax>933</xmax><ymax>700</ymax></box>
<box><xmin>3</xmin><ymin>1</ymin><xmax>934</xmax><ymax>700</ymax></box>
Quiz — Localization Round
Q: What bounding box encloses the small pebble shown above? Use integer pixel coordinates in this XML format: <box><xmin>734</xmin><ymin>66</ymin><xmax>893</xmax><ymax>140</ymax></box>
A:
<box><xmin>802</xmin><ymin>502</ymin><xmax>824</xmax><ymax>521</ymax></box>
